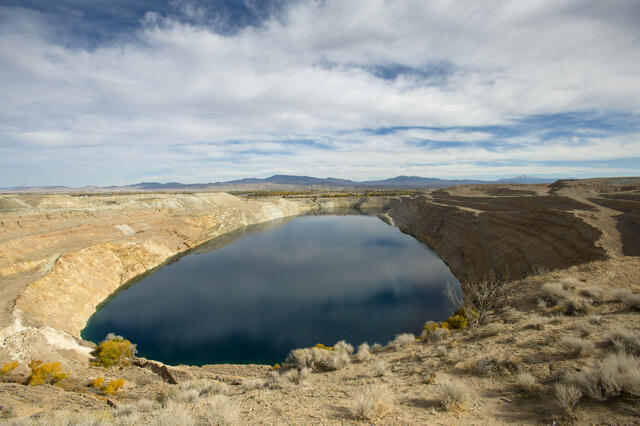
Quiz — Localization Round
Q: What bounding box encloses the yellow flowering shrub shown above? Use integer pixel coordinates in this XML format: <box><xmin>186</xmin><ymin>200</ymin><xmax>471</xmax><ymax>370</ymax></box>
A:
<box><xmin>28</xmin><ymin>361</ymin><xmax>68</xmax><ymax>386</ymax></box>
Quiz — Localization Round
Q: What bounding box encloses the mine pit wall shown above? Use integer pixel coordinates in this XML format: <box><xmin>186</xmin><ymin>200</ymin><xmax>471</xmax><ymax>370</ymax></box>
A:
<box><xmin>386</xmin><ymin>196</ymin><xmax>608</xmax><ymax>283</ymax></box>
<box><xmin>11</xmin><ymin>194</ymin><xmax>398</xmax><ymax>340</ymax></box>
<box><xmin>8</xmin><ymin>191</ymin><xmax>609</xmax><ymax>345</ymax></box>
<box><xmin>12</xmin><ymin>195</ymin><xmax>321</xmax><ymax>338</ymax></box>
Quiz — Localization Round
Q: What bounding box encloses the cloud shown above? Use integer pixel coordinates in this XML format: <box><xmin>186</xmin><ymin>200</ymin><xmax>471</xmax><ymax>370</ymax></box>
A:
<box><xmin>0</xmin><ymin>0</ymin><xmax>639</xmax><ymax>186</ymax></box>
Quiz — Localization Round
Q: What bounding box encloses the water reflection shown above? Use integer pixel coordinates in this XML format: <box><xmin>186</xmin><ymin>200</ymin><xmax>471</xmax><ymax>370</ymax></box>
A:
<box><xmin>82</xmin><ymin>212</ymin><xmax>460</xmax><ymax>365</ymax></box>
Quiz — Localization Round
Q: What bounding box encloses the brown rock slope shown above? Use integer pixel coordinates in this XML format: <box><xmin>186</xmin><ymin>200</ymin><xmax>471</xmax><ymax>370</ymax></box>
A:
<box><xmin>388</xmin><ymin>187</ymin><xmax>608</xmax><ymax>283</ymax></box>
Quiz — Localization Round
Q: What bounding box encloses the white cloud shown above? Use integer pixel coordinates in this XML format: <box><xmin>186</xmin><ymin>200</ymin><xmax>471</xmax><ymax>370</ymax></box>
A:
<box><xmin>0</xmin><ymin>0</ymin><xmax>639</xmax><ymax>186</ymax></box>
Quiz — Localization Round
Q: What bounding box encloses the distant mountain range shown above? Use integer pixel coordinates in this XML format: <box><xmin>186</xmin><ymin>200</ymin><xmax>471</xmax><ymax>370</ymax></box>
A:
<box><xmin>0</xmin><ymin>174</ymin><xmax>557</xmax><ymax>193</ymax></box>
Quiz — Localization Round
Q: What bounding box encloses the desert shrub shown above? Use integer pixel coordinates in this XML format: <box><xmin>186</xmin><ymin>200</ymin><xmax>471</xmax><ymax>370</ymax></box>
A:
<box><xmin>515</xmin><ymin>372</ymin><xmax>539</xmax><ymax>395</ymax></box>
<box><xmin>481</xmin><ymin>323</ymin><xmax>503</xmax><ymax>337</ymax></box>
<box><xmin>390</xmin><ymin>333</ymin><xmax>415</xmax><ymax>347</ymax></box>
<box><xmin>422</xmin><ymin>321</ymin><xmax>439</xmax><ymax>334</ymax></box>
<box><xmin>285</xmin><ymin>340</ymin><xmax>353</xmax><ymax>372</ymax></box>
<box><xmin>202</xmin><ymin>395</ymin><xmax>241</xmax><ymax>426</ymax></box>
<box><xmin>350</xmin><ymin>383</ymin><xmax>393</xmax><ymax>420</ymax></box>
<box><xmin>355</xmin><ymin>343</ymin><xmax>372</xmax><ymax>362</ymax></box>
<box><xmin>539</xmin><ymin>282</ymin><xmax>566</xmax><ymax>306</ymax></box>
<box><xmin>558</xmin><ymin>336</ymin><xmax>594</xmax><ymax>357</ymax></box>
<box><xmin>565</xmin><ymin>352</ymin><xmax>640</xmax><ymax>400</ymax></box>
<box><xmin>272</xmin><ymin>363</ymin><xmax>280</xmax><ymax>370</ymax></box>
<box><xmin>372</xmin><ymin>359</ymin><xmax>386</xmax><ymax>377</ymax></box>
<box><xmin>433</xmin><ymin>379</ymin><xmax>473</xmax><ymax>410</ymax></box>
<box><xmin>578</xmin><ymin>285</ymin><xmax>602</xmax><ymax>300</ymax></box>
<box><xmin>104</xmin><ymin>379</ymin><xmax>125</xmax><ymax>395</ymax></box>
<box><xmin>149</xmin><ymin>401</ymin><xmax>195</xmax><ymax>426</ymax></box>
<box><xmin>92</xmin><ymin>335</ymin><xmax>136</xmax><ymax>367</ymax></box>
<box><xmin>370</xmin><ymin>343</ymin><xmax>383</xmax><ymax>352</ymax></box>
<box><xmin>241</xmin><ymin>378</ymin><xmax>267</xmax><ymax>390</ymax></box>
<box><xmin>612</xmin><ymin>288</ymin><xmax>640</xmax><ymax>309</ymax></box>
<box><xmin>115</xmin><ymin>399</ymin><xmax>160</xmax><ymax>418</ymax></box>
<box><xmin>445</xmin><ymin>315</ymin><xmax>469</xmax><ymax>329</ymax></box>
<box><xmin>168</xmin><ymin>387</ymin><xmax>200</xmax><ymax>403</ymax></box>
<box><xmin>607</xmin><ymin>327</ymin><xmax>640</xmax><ymax>355</ymax></box>
<box><xmin>334</xmin><ymin>340</ymin><xmax>354</xmax><ymax>354</ymax></box>
<box><xmin>554</xmin><ymin>383</ymin><xmax>582</xmax><ymax>414</ymax></box>
<box><xmin>587</xmin><ymin>314</ymin><xmax>602</xmax><ymax>324</ymax></box>
<box><xmin>573</xmin><ymin>322</ymin><xmax>591</xmax><ymax>337</ymax></box>
<box><xmin>563</xmin><ymin>297</ymin><xmax>590</xmax><ymax>316</ymax></box>
<box><xmin>612</xmin><ymin>287</ymin><xmax>633</xmax><ymax>302</ymax></box>
<box><xmin>474</xmin><ymin>356</ymin><xmax>519</xmax><ymax>376</ymax></box>
<box><xmin>434</xmin><ymin>345</ymin><xmax>447</xmax><ymax>357</ymax></box>
<box><xmin>179</xmin><ymin>379</ymin><xmax>228</xmax><ymax>397</ymax></box>
<box><xmin>28</xmin><ymin>361</ymin><xmax>68</xmax><ymax>386</ymax></box>
<box><xmin>283</xmin><ymin>367</ymin><xmax>310</xmax><ymax>385</ymax></box>
<box><xmin>92</xmin><ymin>376</ymin><xmax>104</xmax><ymax>389</ymax></box>
<box><xmin>448</xmin><ymin>269</ymin><xmax>509</xmax><ymax>326</ymax></box>
<box><xmin>0</xmin><ymin>361</ymin><xmax>18</xmax><ymax>377</ymax></box>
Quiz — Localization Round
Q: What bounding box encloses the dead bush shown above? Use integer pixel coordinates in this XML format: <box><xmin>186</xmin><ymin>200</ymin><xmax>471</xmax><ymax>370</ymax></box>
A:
<box><xmin>448</xmin><ymin>269</ymin><xmax>510</xmax><ymax>326</ymax></box>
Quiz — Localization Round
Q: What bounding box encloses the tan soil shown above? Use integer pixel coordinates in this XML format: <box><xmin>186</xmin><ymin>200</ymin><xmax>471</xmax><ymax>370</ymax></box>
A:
<box><xmin>0</xmin><ymin>178</ymin><xmax>639</xmax><ymax>424</ymax></box>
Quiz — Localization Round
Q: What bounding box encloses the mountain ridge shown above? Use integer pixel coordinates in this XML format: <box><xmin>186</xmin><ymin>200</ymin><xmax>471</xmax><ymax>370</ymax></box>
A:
<box><xmin>0</xmin><ymin>174</ymin><xmax>558</xmax><ymax>193</ymax></box>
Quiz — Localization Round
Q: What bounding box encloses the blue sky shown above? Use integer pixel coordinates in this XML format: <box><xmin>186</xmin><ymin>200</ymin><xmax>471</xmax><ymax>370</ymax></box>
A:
<box><xmin>1</xmin><ymin>0</ymin><xmax>639</xmax><ymax>186</ymax></box>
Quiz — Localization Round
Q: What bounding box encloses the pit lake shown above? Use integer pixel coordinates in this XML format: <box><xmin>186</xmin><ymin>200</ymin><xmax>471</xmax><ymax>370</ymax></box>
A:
<box><xmin>82</xmin><ymin>211</ymin><xmax>460</xmax><ymax>365</ymax></box>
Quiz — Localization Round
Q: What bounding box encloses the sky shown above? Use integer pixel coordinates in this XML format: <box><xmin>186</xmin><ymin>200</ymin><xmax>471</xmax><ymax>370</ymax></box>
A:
<box><xmin>1</xmin><ymin>0</ymin><xmax>639</xmax><ymax>187</ymax></box>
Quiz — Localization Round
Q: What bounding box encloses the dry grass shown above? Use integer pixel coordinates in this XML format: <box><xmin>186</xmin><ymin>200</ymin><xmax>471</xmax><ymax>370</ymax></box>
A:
<box><xmin>179</xmin><ymin>379</ymin><xmax>228</xmax><ymax>397</ymax></box>
<box><xmin>587</xmin><ymin>314</ymin><xmax>603</xmax><ymax>324</ymax></box>
<box><xmin>372</xmin><ymin>359</ymin><xmax>387</xmax><ymax>377</ymax></box>
<box><xmin>390</xmin><ymin>333</ymin><xmax>415</xmax><ymax>347</ymax></box>
<box><xmin>283</xmin><ymin>367</ymin><xmax>310</xmax><ymax>385</ymax></box>
<box><xmin>607</xmin><ymin>327</ymin><xmax>640</xmax><ymax>355</ymax></box>
<box><xmin>612</xmin><ymin>288</ymin><xmax>640</xmax><ymax>309</ymax></box>
<box><xmin>350</xmin><ymin>383</ymin><xmax>393</xmax><ymax>420</ymax></box>
<box><xmin>540</xmin><ymin>282</ymin><xmax>567</xmax><ymax>305</ymax></box>
<box><xmin>578</xmin><ymin>285</ymin><xmax>603</xmax><ymax>300</ymax></box>
<box><xmin>565</xmin><ymin>352</ymin><xmax>640</xmax><ymax>400</ymax></box>
<box><xmin>202</xmin><ymin>395</ymin><xmax>241</xmax><ymax>425</ymax></box>
<box><xmin>563</xmin><ymin>297</ymin><xmax>591</xmax><ymax>316</ymax></box>
<box><xmin>433</xmin><ymin>379</ymin><xmax>474</xmax><ymax>410</ymax></box>
<box><xmin>241</xmin><ymin>378</ymin><xmax>267</xmax><ymax>390</ymax></box>
<box><xmin>481</xmin><ymin>323</ymin><xmax>503</xmax><ymax>337</ymax></box>
<box><xmin>515</xmin><ymin>372</ymin><xmax>539</xmax><ymax>395</ymax></box>
<box><xmin>558</xmin><ymin>336</ymin><xmax>595</xmax><ymax>356</ymax></box>
<box><xmin>554</xmin><ymin>383</ymin><xmax>582</xmax><ymax>414</ymax></box>
<box><xmin>355</xmin><ymin>343</ymin><xmax>372</xmax><ymax>362</ymax></box>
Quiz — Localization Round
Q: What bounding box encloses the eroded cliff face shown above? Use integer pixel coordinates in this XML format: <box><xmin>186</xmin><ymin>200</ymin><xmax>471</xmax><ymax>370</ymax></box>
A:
<box><xmin>387</xmin><ymin>191</ymin><xmax>608</xmax><ymax>282</ymax></box>
<box><xmin>1</xmin><ymin>193</ymin><xmax>321</xmax><ymax>339</ymax></box>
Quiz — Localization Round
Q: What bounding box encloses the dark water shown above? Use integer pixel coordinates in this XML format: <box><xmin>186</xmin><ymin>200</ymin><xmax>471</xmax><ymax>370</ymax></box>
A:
<box><xmin>82</xmin><ymin>212</ymin><xmax>460</xmax><ymax>365</ymax></box>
